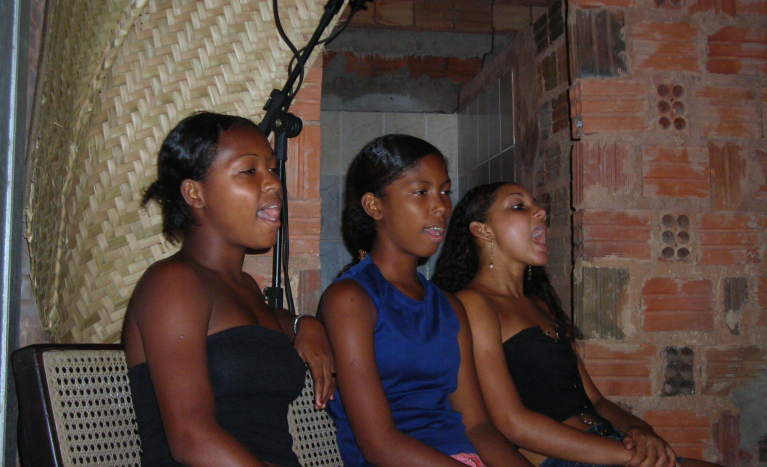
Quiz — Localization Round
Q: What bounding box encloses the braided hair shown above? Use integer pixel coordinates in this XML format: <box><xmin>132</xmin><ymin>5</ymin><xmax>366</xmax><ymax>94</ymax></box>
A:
<box><xmin>432</xmin><ymin>182</ymin><xmax>580</xmax><ymax>339</ymax></box>
<box><xmin>142</xmin><ymin>111</ymin><xmax>260</xmax><ymax>244</ymax></box>
<box><xmin>342</xmin><ymin>134</ymin><xmax>446</xmax><ymax>261</ymax></box>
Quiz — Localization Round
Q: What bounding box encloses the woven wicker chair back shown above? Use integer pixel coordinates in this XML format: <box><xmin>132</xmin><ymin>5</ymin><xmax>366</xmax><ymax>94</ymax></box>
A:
<box><xmin>13</xmin><ymin>345</ymin><xmax>344</xmax><ymax>467</ymax></box>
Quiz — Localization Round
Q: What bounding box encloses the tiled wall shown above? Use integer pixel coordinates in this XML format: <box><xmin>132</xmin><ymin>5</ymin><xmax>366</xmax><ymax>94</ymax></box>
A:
<box><xmin>456</xmin><ymin>72</ymin><xmax>516</xmax><ymax>200</ymax></box>
<box><xmin>320</xmin><ymin>111</ymin><xmax>458</xmax><ymax>289</ymax></box>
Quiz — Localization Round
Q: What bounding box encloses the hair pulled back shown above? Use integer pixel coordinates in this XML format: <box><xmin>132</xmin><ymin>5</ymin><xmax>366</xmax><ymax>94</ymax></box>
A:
<box><xmin>143</xmin><ymin>111</ymin><xmax>260</xmax><ymax>243</ymax></box>
<box><xmin>432</xmin><ymin>182</ymin><xmax>581</xmax><ymax>339</ymax></box>
<box><xmin>343</xmin><ymin>134</ymin><xmax>446</xmax><ymax>257</ymax></box>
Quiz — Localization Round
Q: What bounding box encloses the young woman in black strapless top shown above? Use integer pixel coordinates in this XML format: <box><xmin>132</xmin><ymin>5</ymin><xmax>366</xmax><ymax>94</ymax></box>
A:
<box><xmin>433</xmin><ymin>182</ymin><xmax>722</xmax><ymax>467</ymax></box>
<box><xmin>121</xmin><ymin>112</ymin><xmax>335</xmax><ymax>467</ymax></box>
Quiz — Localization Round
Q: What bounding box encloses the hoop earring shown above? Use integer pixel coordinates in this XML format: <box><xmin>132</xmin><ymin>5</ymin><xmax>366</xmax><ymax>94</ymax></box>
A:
<box><xmin>527</xmin><ymin>265</ymin><xmax>533</xmax><ymax>281</ymax></box>
<box><xmin>358</xmin><ymin>250</ymin><xmax>367</xmax><ymax>261</ymax></box>
<box><xmin>489</xmin><ymin>237</ymin><xmax>494</xmax><ymax>269</ymax></box>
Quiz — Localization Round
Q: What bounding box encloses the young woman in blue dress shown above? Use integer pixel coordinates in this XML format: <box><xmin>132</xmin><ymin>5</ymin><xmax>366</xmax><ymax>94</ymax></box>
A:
<box><xmin>122</xmin><ymin>112</ymin><xmax>335</xmax><ymax>466</ymax></box>
<box><xmin>319</xmin><ymin>135</ymin><xmax>533</xmax><ymax>467</ymax></box>
<box><xmin>432</xmin><ymin>182</ymin><xmax>723</xmax><ymax>467</ymax></box>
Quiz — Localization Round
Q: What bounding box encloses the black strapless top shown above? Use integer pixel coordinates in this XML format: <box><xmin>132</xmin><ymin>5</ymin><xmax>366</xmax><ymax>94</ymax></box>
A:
<box><xmin>128</xmin><ymin>325</ymin><xmax>305</xmax><ymax>467</ymax></box>
<box><xmin>503</xmin><ymin>325</ymin><xmax>600</xmax><ymax>423</ymax></box>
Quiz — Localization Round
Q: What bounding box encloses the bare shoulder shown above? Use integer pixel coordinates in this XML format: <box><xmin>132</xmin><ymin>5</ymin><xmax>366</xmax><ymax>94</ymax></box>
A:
<box><xmin>127</xmin><ymin>256</ymin><xmax>211</xmax><ymax>323</ymax></box>
<box><xmin>321</xmin><ymin>279</ymin><xmax>372</xmax><ymax>313</ymax></box>
<box><xmin>455</xmin><ymin>287</ymin><xmax>495</xmax><ymax>317</ymax></box>
<box><xmin>438</xmin><ymin>288</ymin><xmax>468</xmax><ymax>320</ymax></box>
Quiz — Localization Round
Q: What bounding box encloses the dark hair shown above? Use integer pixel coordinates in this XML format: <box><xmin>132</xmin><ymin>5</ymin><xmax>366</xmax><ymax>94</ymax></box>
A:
<box><xmin>432</xmin><ymin>182</ymin><xmax>581</xmax><ymax>339</ymax></box>
<box><xmin>342</xmin><ymin>134</ymin><xmax>446</xmax><ymax>256</ymax></box>
<box><xmin>142</xmin><ymin>111</ymin><xmax>261</xmax><ymax>243</ymax></box>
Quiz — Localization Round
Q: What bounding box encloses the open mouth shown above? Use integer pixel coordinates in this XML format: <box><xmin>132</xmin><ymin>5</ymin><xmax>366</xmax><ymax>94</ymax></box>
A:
<box><xmin>424</xmin><ymin>226</ymin><xmax>445</xmax><ymax>241</ymax></box>
<box><xmin>257</xmin><ymin>205</ymin><xmax>281</xmax><ymax>224</ymax></box>
<box><xmin>531</xmin><ymin>226</ymin><xmax>547</xmax><ymax>248</ymax></box>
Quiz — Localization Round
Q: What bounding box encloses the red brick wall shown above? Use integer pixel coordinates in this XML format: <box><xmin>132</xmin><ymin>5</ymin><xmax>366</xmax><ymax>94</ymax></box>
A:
<box><xmin>569</xmin><ymin>0</ymin><xmax>767</xmax><ymax>461</ymax></box>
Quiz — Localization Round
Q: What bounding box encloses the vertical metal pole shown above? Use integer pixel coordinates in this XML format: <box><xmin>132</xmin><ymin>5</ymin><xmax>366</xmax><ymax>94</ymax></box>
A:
<box><xmin>268</xmin><ymin>129</ymin><xmax>288</xmax><ymax>310</ymax></box>
<box><xmin>0</xmin><ymin>0</ymin><xmax>30</xmax><ymax>462</ymax></box>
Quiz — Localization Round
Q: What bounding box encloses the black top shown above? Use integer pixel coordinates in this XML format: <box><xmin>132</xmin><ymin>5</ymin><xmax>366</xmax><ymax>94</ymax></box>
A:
<box><xmin>128</xmin><ymin>325</ymin><xmax>306</xmax><ymax>467</ymax></box>
<box><xmin>503</xmin><ymin>325</ymin><xmax>600</xmax><ymax>423</ymax></box>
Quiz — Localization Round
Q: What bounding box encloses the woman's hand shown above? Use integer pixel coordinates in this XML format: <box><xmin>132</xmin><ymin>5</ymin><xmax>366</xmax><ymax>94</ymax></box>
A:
<box><xmin>294</xmin><ymin>316</ymin><xmax>336</xmax><ymax>409</ymax></box>
<box><xmin>623</xmin><ymin>426</ymin><xmax>676</xmax><ymax>467</ymax></box>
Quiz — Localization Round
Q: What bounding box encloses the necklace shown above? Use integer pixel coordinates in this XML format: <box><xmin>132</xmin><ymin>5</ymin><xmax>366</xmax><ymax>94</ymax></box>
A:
<box><xmin>542</xmin><ymin>324</ymin><xmax>561</xmax><ymax>340</ymax></box>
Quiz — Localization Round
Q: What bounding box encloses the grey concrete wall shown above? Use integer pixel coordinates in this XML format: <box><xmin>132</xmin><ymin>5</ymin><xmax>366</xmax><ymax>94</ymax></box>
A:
<box><xmin>320</xmin><ymin>111</ymin><xmax>458</xmax><ymax>290</ymax></box>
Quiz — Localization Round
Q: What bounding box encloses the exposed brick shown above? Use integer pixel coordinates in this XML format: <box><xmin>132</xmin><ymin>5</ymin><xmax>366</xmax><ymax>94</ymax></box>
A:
<box><xmin>557</xmin><ymin>43</ymin><xmax>569</xmax><ymax>86</ymax></box>
<box><xmin>633</xmin><ymin>21</ymin><xmax>700</xmax><ymax>72</ymax></box>
<box><xmin>290</xmin><ymin>67</ymin><xmax>322</xmax><ymax>122</ymax></box>
<box><xmin>552</xmin><ymin>91</ymin><xmax>569</xmax><ymax>134</ymax></box>
<box><xmin>548</xmin><ymin>0</ymin><xmax>565</xmax><ymax>43</ymax></box>
<box><xmin>724</xmin><ymin>277</ymin><xmax>748</xmax><ymax>334</ymax></box>
<box><xmin>542</xmin><ymin>52</ymin><xmax>558</xmax><ymax>92</ymax></box>
<box><xmin>287</xmin><ymin>125</ymin><xmax>321</xmax><ymax>200</ymax></box>
<box><xmin>704</xmin><ymin>346</ymin><xmax>767</xmax><ymax>395</ymax></box>
<box><xmin>574</xmin><ymin>267</ymin><xmax>629</xmax><ymax>339</ymax></box>
<box><xmin>569</xmin><ymin>8</ymin><xmax>627</xmax><ymax>79</ymax></box>
<box><xmin>756</xmin><ymin>149</ymin><xmax>767</xmax><ymax>200</ymax></box>
<box><xmin>570</xmin><ymin>79</ymin><xmax>647</xmax><ymax>137</ymax></box>
<box><xmin>570</xmin><ymin>0</ymin><xmax>638</xmax><ymax>7</ymax></box>
<box><xmin>297</xmin><ymin>269</ymin><xmax>322</xmax><ymax>316</ymax></box>
<box><xmin>572</xmin><ymin>141</ymin><xmax>637</xmax><ymax>207</ymax></box>
<box><xmin>695</xmin><ymin>86</ymin><xmax>760</xmax><ymax>138</ymax></box>
<box><xmin>690</xmin><ymin>0</ymin><xmax>736</xmax><ymax>14</ymax></box>
<box><xmin>758</xmin><ymin>277</ymin><xmax>767</xmax><ymax>328</ymax></box>
<box><xmin>494</xmin><ymin>5</ymin><xmax>532</xmax><ymax>32</ymax></box>
<box><xmin>370</xmin><ymin>55</ymin><xmax>408</xmax><ymax>77</ymax></box>
<box><xmin>708</xmin><ymin>27</ymin><xmax>767</xmax><ymax>75</ymax></box>
<box><xmin>447</xmin><ymin>58</ymin><xmax>483</xmax><ymax>84</ymax></box>
<box><xmin>574</xmin><ymin>210</ymin><xmax>652</xmax><ymax>260</ymax></box>
<box><xmin>642</xmin><ymin>277</ymin><xmax>714</xmax><ymax>332</ymax></box>
<box><xmin>713</xmin><ymin>411</ymin><xmax>741</xmax><ymax>466</ymax></box>
<box><xmin>642</xmin><ymin>146</ymin><xmax>710</xmax><ymax>198</ymax></box>
<box><xmin>582</xmin><ymin>343</ymin><xmax>655</xmax><ymax>396</ymax></box>
<box><xmin>375</xmin><ymin>0</ymin><xmax>414</xmax><ymax>27</ymax></box>
<box><xmin>284</xmin><ymin>200</ymin><xmax>321</xmax><ymax>256</ymax></box>
<box><xmin>764</xmin><ymin>90</ymin><xmax>767</xmax><ymax>137</ymax></box>
<box><xmin>710</xmin><ymin>142</ymin><xmax>745</xmax><ymax>210</ymax></box>
<box><xmin>699</xmin><ymin>213</ymin><xmax>761</xmax><ymax>265</ymax></box>
<box><xmin>642</xmin><ymin>411</ymin><xmax>713</xmax><ymax>459</ymax></box>
<box><xmin>736</xmin><ymin>0</ymin><xmax>767</xmax><ymax>15</ymax></box>
<box><xmin>343</xmin><ymin>53</ymin><xmax>373</xmax><ymax>77</ymax></box>
<box><xmin>341</xmin><ymin>2</ymin><xmax>376</xmax><ymax>26</ymax></box>
<box><xmin>454</xmin><ymin>0</ymin><xmax>493</xmax><ymax>33</ymax></box>
<box><xmin>413</xmin><ymin>0</ymin><xmax>454</xmax><ymax>31</ymax></box>
<box><xmin>408</xmin><ymin>56</ymin><xmax>448</xmax><ymax>79</ymax></box>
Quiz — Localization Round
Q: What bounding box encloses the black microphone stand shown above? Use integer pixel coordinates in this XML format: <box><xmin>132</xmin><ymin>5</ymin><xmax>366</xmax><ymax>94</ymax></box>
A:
<box><xmin>259</xmin><ymin>0</ymin><xmax>347</xmax><ymax>311</ymax></box>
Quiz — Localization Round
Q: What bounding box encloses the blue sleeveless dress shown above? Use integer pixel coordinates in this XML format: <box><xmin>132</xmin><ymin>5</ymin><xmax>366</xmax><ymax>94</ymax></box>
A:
<box><xmin>326</xmin><ymin>256</ymin><xmax>476</xmax><ymax>467</ymax></box>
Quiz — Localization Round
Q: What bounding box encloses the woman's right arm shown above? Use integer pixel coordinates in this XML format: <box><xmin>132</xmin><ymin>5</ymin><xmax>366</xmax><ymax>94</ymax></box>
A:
<box><xmin>127</xmin><ymin>262</ymin><xmax>269</xmax><ymax>467</ymax></box>
<box><xmin>456</xmin><ymin>290</ymin><xmax>635</xmax><ymax>466</ymax></box>
<box><xmin>319</xmin><ymin>280</ymin><xmax>466</xmax><ymax>467</ymax></box>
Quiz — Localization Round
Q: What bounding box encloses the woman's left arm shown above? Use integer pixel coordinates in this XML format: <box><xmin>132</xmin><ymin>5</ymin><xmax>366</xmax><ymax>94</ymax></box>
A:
<box><xmin>576</xmin><ymin>346</ymin><xmax>676</xmax><ymax>467</ymax></box>
<box><xmin>445</xmin><ymin>293</ymin><xmax>534</xmax><ymax>467</ymax></box>
<box><xmin>272</xmin><ymin>307</ymin><xmax>336</xmax><ymax>410</ymax></box>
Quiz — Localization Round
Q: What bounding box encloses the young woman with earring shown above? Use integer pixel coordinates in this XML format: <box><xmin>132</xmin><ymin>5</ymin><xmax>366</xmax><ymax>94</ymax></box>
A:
<box><xmin>122</xmin><ymin>112</ymin><xmax>335</xmax><ymax>466</ymax></box>
<box><xmin>433</xmin><ymin>182</ymin><xmax>723</xmax><ymax>467</ymax></box>
<box><xmin>319</xmin><ymin>136</ymin><xmax>533</xmax><ymax>467</ymax></box>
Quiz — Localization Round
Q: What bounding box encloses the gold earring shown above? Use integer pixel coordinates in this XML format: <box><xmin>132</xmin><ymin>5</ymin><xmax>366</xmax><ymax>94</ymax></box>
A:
<box><xmin>358</xmin><ymin>250</ymin><xmax>367</xmax><ymax>261</ymax></box>
<box><xmin>527</xmin><ymin>265</ymin><xmax>532</xmax><ymax>281</ymax></box>
<box><xmin>489</xmin><ymin>237</ymin><xmax>494</xmax><ymax>269</ymax></box>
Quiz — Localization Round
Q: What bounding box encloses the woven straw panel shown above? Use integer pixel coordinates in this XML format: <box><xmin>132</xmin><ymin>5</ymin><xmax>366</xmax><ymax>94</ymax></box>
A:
<box><xmin>27</xmin><ymin>0</ymin><xmax>342</xmax><ymax>343</ymax></box>
<box><xmin>288</xmin><ymin>370</ymin><xmax>344</xmax><ymax>467</ymax></box>
<box><xmin>43</xmin><ymin>349</ymin><xmax>141</xmax><ymax>466</ymax></box>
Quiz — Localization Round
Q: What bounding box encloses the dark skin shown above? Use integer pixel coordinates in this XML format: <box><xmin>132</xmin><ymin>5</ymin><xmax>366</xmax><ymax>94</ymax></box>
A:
<box><xmin>319</xmin><ymin>155</ymin><xmax>533</xmax><ymax>467</ymax></box>
<box><xmin>122</xmin><ymin>125</ymin><xmax>335</xmax><ymax>467</ymax></box>
<box><xmin>458</xmin><ymin>183</ymin><xmax>722</xmax><ymax>467</ymax></box>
